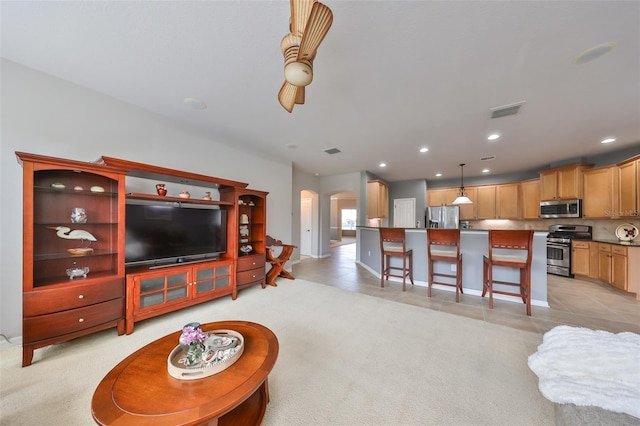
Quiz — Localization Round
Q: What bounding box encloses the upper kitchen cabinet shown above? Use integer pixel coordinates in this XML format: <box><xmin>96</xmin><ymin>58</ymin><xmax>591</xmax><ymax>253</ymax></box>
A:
<box><xmin>618</xmin><ymin>155</ymin><xmax>640</xmax><ymax>217</ymax></box>
<box><xmin>475</xmin><ymin>185</ymin><xmax>496</xmax><ymax>219</ymax></box>
<box><xmin>427</xmin><ymin>188</ymin><xmax>458</xmax><ymax>207</ymax></box>
<box><xmin>367</xmin><ymin>180</ymin><xmax>388</xmax><ymax>219</ymax></box>
<box><xmin>539</xmin><ymin>163</ymin><xmax>593</xmax><ymax>201</ymax></box>
<box><xmin>428</xmin><ymin>187</ymin><xmax>475</xmax><ymax>219</ymax></box>
<box><xmin>520</xmin><ymin>179</ymin><xmax>540</xmax><ymax>219</ymax></box>
<box><xmin>583</xmin><ymin>166</ymin><xmax>619</xmax><ymax>219</ymax></box>
<box><xmin>496</xmin><ymin>183</ymin><xmax>520</xmax><ymax>219</ymax></box>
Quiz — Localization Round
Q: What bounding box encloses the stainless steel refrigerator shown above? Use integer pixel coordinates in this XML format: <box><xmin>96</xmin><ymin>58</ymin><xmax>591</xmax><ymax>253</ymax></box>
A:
<box><xmin>427</xmin><ymin>205</ymin><xmax>460</xmax><ymax>229</ymax></box>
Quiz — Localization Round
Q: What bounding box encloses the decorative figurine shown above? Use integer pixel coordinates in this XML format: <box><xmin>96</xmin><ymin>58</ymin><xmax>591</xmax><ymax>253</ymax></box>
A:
<box><xmin>203</xmin><ymin>191</ymin><xmax>212</xmax><ymax>201</ymax></box>
<box><xmin>179</xmin><ymin>190</ymin><xmax>191</xmax><ymax>199</ymax></box>
<box><xmin>156</xmin><ymin>183</ymin><xmax>167</xmax><ymax>196</ymax></box>
<box><xmin>70</xmin><ymin>207</ymin><xmax>87</xmax><ymax>223</ymax></box>
<box><xmin>48</xmin><ymin>226</ymin><xmax>97</xmax><ymax>255</ymax></box>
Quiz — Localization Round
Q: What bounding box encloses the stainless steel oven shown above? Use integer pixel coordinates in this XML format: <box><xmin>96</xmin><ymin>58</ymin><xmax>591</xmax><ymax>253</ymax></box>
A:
<box><xmin>547</xmin><ymin>239</ymin><xmax>571</xmax><ymax>276</ymax></box>
<box><xmin>546</xmin><ymin>225</ymin><xmax>592</xmax><ymax>277</ymax></box>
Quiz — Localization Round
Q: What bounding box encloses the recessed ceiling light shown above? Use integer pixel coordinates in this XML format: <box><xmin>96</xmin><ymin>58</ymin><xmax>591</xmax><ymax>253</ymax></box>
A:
<box><xmin>435</xmin><ymin>173</ymin><xmax>442</xmax><ymax>177</ymax></box>
<box><xmin>573</xmin><ymin>42</ymin><xmax>616</xmax><ymax>65</ymax></box>
<box><xmin>183</xmin><ymin>97</ymin><xmax>207</xmax><ymax>110</ymax></box>
<box><xmin>487</xmin><ymin>133</ymin><xmax>500</xmax><ymax>141</ymax></box>
<box><xmin>482</xmin><ymin>169</ymin><xmax>490</xmax><ymax>173</ymax></box>
<box><xmin>601</xmin><ymin>137</ymin><xmax>616</xmax><ymax>144</ymax></box>
<box><xmin>379</xmin><ymin>162</ymin><xmax>387</xmax><ymax>168</ymax></box>
<box><xmin>419</xmin><ymin>147</ymin><xmax>429</xmax><ymax>153</ymax></box>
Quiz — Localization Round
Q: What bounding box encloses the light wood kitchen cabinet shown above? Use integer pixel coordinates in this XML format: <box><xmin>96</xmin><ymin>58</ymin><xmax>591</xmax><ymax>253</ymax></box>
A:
<box><xmin>427</xmin><ymin>187</ymin><xmax>477</xmax><ymax>220</ymax></box>
<box><xmin>475</xmin><ymin>185</ymin><xmax>496</xmax><ymax>219</ymax></box>
<box><xmin>539</xmin><ymin>163</ymin><xmax>592</xmax><ymax>201</ymax></box>
<box><xmin>598</xmin><ymin>243</ymin><xmax>627</xmax><ymax>291</ymax></box>
<box><xmin>617</xmin><ymin>155</ymin><xmax>639</xmax><ymax>217</ymax></box>
<box><xmin>427</xmin><ymin>187</ymin><xmax>458</xmax><ymax>207</ymax></box>
<box><xmin>520</xmin><ymin>179</ymin><xmax>540</xmax><ymax>219</ymax></box>
<box><xmin>571</xmin><ymin>240</ymin><xmax>590</xmax><ymax>277</ymax></box>
<box><xmin>583</xmin><ymin>166</ymin><xmax>619</xmax><ymax>218</ymax></box>
<box><xmin>458</xmin><ymin>187</ymin><xmax>476</xmax><ymax>220</ymax></box>
<box><xmin>367</xmin><ymin>180</ymin><xmax>388</xmax><ymax>219</ymax></box>
<box><xmin>589</xmin><ymin>242</ymin><xmax>599</xmax><ymax>279</ymax></box>
<box><xmin>496</xmin><ymin>183</ymin><xmax>520</xmax><ymax>219</ymax></box>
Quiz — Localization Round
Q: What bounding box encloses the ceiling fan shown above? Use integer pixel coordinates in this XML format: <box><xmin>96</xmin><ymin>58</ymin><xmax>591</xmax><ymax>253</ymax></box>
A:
<box><xmin>278</xmin><ymin>0</ymin><xmax>333</xmax><ymax>113</ymax></box>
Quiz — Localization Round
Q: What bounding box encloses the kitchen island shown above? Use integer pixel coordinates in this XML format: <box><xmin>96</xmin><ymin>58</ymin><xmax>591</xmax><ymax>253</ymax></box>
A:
<box><xmin>357</xmin><ymin>227</ymin><xmax>549</xmax><ymax>307</ymax></box>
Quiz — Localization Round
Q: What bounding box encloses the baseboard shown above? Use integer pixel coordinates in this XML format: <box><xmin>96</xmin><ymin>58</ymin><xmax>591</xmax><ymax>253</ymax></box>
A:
<box><xmin>0</xmin><ymin>334</ymin><xmax>22</xmax><ymax>349</ymax></box>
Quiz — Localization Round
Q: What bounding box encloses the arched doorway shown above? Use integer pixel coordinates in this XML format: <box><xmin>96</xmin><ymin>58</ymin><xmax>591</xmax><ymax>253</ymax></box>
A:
<box><xmin>330</xmin><ymin>191</ymin><xmax>357</xmax><ymax>249</ymax></box>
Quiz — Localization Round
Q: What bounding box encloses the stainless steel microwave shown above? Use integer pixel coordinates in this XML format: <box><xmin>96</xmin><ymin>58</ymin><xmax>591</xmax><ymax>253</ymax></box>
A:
<box><xmin>540</xmin><ymin>199</ymin><xmax>582</xmax><ymax>218</ymax></box>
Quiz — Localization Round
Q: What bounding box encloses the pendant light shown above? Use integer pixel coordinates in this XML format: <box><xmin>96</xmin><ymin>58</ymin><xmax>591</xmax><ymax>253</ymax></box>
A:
<box><xmin>452</xmin><ymin>163</ymin><xmax>473</xmax><ymax>205</ymax></box>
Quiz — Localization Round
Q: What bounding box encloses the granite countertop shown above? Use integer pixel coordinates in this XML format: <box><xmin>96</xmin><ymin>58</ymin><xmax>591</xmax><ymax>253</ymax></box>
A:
<box><xmin>590</xmin><ymin>238</ymin><xmax>640</xmax><ymax>247</ymax></box>
<box><xmin>358</xmin><ymin>226</ymin><xmax>548</xmax><ymax>232</ymax></box>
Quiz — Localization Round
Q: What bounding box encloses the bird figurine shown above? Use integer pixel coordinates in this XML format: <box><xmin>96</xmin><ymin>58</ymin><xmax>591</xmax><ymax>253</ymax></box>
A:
<box><xmin>47</xmin><ymin>226</ymin><xmax>97</xmax><ymax>255</ymax></box>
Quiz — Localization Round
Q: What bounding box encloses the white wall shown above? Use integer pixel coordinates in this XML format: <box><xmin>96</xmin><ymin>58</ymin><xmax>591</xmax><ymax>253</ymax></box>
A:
<box><xmin>0</xmin><ymin>59</ymin><xmax>292</xmax><ymax>339</ymax></box>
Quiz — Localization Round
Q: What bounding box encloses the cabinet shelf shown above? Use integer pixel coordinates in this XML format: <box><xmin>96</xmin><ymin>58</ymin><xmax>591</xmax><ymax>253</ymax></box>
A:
<box><xmin>126</xmin><ymin>192</ymin><xmax>234</xmax><ymax>206</ymax></box>
<box><xmin>35</xmin><ymin>222</ymin><xmax>117</xmax><ymax>226</ymax></box>
<box><xmin>32</xmin><ymin>270</ymin><xmax>120</xmax><ymax>288</ymax></box>
<box><xmin>34</xmin><ymin>186</ymin><xmax>118</xmax><ymax>197</ymax></box>
<box><xmin>33</xmin><ymin>249</ymin><xmax>118</xmax><ymax>261</ymax></box>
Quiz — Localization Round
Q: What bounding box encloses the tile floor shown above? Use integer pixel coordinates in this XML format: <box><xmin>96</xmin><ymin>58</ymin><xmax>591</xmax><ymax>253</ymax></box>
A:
<box><xmin>293</xmin><ymin>242</ymin><xmax>640</xmax><ymax>335</ymax></box>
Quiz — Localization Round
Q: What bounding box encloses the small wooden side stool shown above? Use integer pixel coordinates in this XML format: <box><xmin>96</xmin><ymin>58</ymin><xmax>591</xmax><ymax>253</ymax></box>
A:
<box><xmin>266</xmin><ymin>235</ymin><xmax>296</xmax><ymax>286</ymax></box>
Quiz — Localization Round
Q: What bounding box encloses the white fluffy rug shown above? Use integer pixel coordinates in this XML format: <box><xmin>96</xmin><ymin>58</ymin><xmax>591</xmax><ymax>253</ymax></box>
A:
<box><xmin>528</xmin><ymin>325</ymin><xmax>640</xmax><ymax>419</ymax></box>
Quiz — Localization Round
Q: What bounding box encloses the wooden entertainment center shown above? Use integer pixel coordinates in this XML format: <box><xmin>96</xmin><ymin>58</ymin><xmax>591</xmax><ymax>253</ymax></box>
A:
<box><xmin>17</xmin><ymin>152</ymin><xmax>268</xmax><ymax>366</ymax></box>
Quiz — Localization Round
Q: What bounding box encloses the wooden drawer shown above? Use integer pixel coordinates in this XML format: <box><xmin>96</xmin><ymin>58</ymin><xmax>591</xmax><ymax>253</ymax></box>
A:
<box><xmin>24</xmin><ymin>278</ymin><xmax>124</xmax><ymax>317</ymax></box>
<box><xmin>572</xmin><ymin>241</ymin><xmax>590</xmax><ymax>249</ymax></box>
<box><xmin>612</xmin><ymin>245</ymin><xmax>627</xmax><ymax>256</ymax></box>
<box><xmin>599</xmin><ymin>244</ymin><xmax>611</xmax><ymax>253</ymax></box>
<box><xmin>23</xmin><ymin>298</ymin><xmax>124</xmax><ymax>343</ymax></box>
<box><xmin>237</xmin><ymin>268</ymin><xmax>265</xmax><ymax>285</ymax></box>
<box><xmin>237</xmin><ymin>254</ymin><xmax>265</xmax><ymax>272</ymax></box>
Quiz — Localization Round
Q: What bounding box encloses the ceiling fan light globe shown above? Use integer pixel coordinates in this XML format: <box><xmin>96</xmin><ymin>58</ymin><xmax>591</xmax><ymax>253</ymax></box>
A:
<box><xmin>285</xmin><ymin>62</ymin><xmax>313</xmax><ymax>87</ymax></box>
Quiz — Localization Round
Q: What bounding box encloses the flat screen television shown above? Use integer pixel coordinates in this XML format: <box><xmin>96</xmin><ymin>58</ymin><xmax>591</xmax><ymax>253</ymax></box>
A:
<box><xmin>125</xmin><ymin>202</ymin><xmax>227</xmax><ymax>267</ymax></box>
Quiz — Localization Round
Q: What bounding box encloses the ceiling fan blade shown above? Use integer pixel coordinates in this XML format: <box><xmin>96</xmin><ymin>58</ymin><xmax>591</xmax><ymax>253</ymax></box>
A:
<box><xmin>278</xmin><ymin>81</ymin><xmax>298</xmax><ymax>113</ymax></box>
<box><xmin>296</xmin><ymin>87</ymin><xmax>305</xmax><ymax>105</ymax></box>
<box><xmin>290</xmin><ymin>0</ymin><xmax>314</xmax><ymax>37</ymax></box>
<box><xmin>298</xmin><ymin>2</ymin><xmax>333</xmax><ymax>60</ymax></box>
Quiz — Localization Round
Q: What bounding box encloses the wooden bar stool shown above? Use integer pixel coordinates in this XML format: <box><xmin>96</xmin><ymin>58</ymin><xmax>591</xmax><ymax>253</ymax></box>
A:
<box><xmin>482</xmin><ymin>230</ymin><xmax>534</xmax><ymax>316</ymax></box>
<box><xmin>427</xmin><ymin>229</ymin><xmax>463</xmax><ymax>302</ymax></box>
<box><xmin>379</xmin><ymin>228</ymin><xmax>414</xmax><ymax>291</ymax></box>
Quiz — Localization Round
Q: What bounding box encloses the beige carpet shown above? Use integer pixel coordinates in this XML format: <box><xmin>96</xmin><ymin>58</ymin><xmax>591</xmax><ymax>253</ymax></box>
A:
<box><xmin>1</xmin><ymin>279</ymin><xmax>555</xmax><ymax>425</ymax></box>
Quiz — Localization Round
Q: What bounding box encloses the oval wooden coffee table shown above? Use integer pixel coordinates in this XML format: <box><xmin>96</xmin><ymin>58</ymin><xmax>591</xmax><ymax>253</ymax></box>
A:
<box><xmin>92</xmin><ymin>321</ymin><xmax>278</xmax><ymax>425</ymax></box>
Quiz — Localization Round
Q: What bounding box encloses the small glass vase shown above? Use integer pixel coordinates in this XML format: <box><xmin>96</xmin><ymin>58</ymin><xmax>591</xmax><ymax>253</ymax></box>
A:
<box><xmin>182</xmin><ymin>341</ymin><xmax>205</xmax><ymax>367</ymax></box>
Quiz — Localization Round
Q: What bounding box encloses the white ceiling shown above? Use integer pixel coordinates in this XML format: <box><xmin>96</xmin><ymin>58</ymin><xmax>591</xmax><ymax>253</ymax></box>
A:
<box><xmin>2</xmin><ymin>1</ymin><xmax>639</xmax><ymax>182</ymax></box>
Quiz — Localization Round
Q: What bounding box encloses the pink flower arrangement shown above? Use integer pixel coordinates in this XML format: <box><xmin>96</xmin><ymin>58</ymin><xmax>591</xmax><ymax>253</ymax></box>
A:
<box><xmin>179</xmin><ymin>322</ymin><xmax>207</xmax><ymax>346</ymax></box>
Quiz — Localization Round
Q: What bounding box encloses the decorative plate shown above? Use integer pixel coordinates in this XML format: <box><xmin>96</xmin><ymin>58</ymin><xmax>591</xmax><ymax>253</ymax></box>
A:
<box><xmin>167</xmin><ymin>329</ymin><xmax>244</xmax><ymax>380</ymax></box>
<box><xmin>615</xmin><ymin>223</ymin><xmax>638</xmax><ymax>241</ymax></box>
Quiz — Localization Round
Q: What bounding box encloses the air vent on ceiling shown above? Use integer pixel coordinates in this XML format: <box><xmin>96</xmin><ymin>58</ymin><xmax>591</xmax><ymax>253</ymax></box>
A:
<box><xmin>324</xmin><ymin>147</ymin><xmax>341</xmax><ymax>155</ymax></box>
<box><xmin>490</xmin><ymin>101</ymin><xmax>525</xmax><ymax>119</ymax></box>
<box><xmin>480</xmin><ymin>156</ymin><xmax>495</xmax><ymax>161</ymax></box>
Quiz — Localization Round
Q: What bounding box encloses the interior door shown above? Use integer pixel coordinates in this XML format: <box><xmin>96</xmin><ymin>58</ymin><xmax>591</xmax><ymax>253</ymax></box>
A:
<box><xmin>393</xmin><ymin>198</ymin><xmax>416</xmax><ymax>228</ymax></box>
<box><xmin>300</xmin><ymin>197</ymin><xmax>312</xmax><ymax>255</ymax></box>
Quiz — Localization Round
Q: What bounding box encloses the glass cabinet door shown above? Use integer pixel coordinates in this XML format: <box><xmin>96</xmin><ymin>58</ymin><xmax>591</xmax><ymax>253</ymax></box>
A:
<box><xmin>32</xmin><ymin>169</ymin><xmax>120</xmax><ymax>286</ymax></box>
<box><xmin>194</xmin><ymin>263</ymin><xmax>231</xmax><ymax>295</ymax></box>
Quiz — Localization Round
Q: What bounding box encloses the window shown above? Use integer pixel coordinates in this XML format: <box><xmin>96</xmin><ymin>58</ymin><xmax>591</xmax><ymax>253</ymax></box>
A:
<box><xmin>341</xmin><ymin>209</ymin><xmax>357</xmax><ymax>230</ymax></box>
